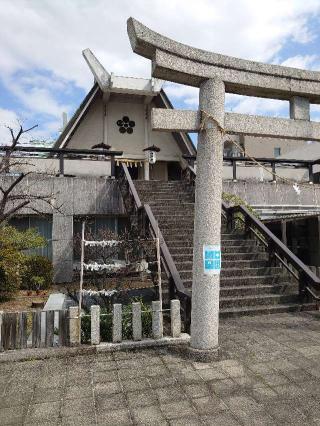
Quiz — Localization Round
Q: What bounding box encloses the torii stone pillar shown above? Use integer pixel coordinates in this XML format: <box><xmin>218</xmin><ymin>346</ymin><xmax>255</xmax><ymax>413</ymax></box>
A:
<box><xmin>127</xmin><ymin>17</ymin><xmax>320</xmax><ymax>356</ymax></box>
<box><xmin>191</xmin><ymin>78</ymin><xmax>224</xmax><ymax>352</ymax></box>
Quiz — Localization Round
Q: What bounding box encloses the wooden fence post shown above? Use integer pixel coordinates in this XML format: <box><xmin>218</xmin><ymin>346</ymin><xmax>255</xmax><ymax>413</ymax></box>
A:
<box><xmin>59</xmin><ymin>310</ymin><xmax>68</xmax><ymax>346</ymax></box>
<box><xmin>132</xmin><ymin>302</ymin><xmax>142</xmax><ymax>341</ymax></box>
<box><xmin>45</xmin><ymin>310</ymin><xmax>55</xmax><ymax>347</ymax></box>
<box><xmin>113</xmin><ymin>304</ymin><xmax>122</xmax><ymax>343</ymax></box>
<box><xmin>91</xmin><ymin>305</ymin><xmax>100</xmax><ymax>345</ymax></box>
<box><xmin>0</xmin><ymin>311</ymin><xmax>3</xmax><ymax>352</ymax></box>
<box><xmin>152</xmin><ymin>301</ymin><xmax>163</xmax><ymax>339</ymax></box>
<box><xmin>170</xmin><ymin>299</ymin><xmax>181</xmax><ymax>338</ymax></box>
<box><xmin>18</xmin><ymin>312</ymin><xmax>28</xmax><ymax>349</ymax></box>
<box><xmin>32</xmin><ymin>311</ymin><xmax>41</xmax><ymax>348</ymax></box>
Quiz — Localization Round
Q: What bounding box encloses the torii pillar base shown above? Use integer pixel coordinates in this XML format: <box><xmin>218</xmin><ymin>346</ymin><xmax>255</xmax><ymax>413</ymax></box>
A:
<box><xmin>186</xmin><ymin>346</ymin><xmax>221</xmax><ymax>362</ymax></box>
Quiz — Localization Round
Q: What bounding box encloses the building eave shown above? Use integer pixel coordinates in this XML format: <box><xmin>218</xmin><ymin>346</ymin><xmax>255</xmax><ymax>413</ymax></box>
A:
<box><xmin>54</xmin><ymin>83</ymin><xmax>100</xmax><ymax>149</ymax></box>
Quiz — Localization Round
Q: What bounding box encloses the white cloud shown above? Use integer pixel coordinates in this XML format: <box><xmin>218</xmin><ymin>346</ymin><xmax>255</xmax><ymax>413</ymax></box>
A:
<box><xmin>281</xmin><ymin>54</ymin><xmax>320</xmax><ymax>69</ymax></box>
<box><xmin>0</xmin><ymin>108</ymin><xmax>20</xmax><ymax>145</ymax></box>
<box><xmin>0</xmin><ymin>108</ymin><xmax>42</xmax><ymax>145</ymax></box>
<box><xmin>226</xmin><ymin>94</ymin><xmax>288</xmax><ymax>117</ymax></box>
<box><xmin>164</xmin><ymin>83</ymin><xmax>199</xmax><ymax>108</ymax></box>
<box><xmin>0</xmin><ymin>0</ymin><xmax>319</xmax><ymax>136</ymax></box>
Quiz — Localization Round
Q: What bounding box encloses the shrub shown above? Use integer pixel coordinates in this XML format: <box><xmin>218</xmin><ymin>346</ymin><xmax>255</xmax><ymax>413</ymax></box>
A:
<box><xmin>81</xmin><ymin>299</ymin><xmax>153</xmax><ymax>344</ymax></box>
<box><xmin>0</xmin><ymin>226</ymin><xmax>46</xmax><ymax>300</ymax></box>
<box><xmin>21</xmin><ymin>255</ymin><xmax>53</xmax><ymax>291</ymax></box>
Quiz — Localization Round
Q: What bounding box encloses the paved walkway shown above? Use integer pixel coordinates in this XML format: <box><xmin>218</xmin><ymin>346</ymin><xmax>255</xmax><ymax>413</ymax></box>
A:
<box><xmin>1</xmin><ymin>312</ymin><xmax>320</xmax><ymax>425</ymax></box>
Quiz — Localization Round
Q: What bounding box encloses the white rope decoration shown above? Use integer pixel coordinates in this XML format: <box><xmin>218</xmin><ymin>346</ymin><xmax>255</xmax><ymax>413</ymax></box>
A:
<box><xmin>83</xmin><ymin>262</ymin><xmax>124</xmax><ymax>271</ymax></box>
<box><xmin>84</xmin><ymin>240</ymin><xmax>120</xmax><ymax>247</ymax></box>
<box><xmin>81</xmin><ymin>289</ymin><xmax>117</xmax><ymax>297</ymax></box>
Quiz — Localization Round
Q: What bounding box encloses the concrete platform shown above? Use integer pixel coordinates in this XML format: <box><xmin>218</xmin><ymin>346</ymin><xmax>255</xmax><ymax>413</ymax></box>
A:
<box><xmin>1</xmin><ymin>312</ymin><xmax>320</xmax><ymax>425</ymax></box>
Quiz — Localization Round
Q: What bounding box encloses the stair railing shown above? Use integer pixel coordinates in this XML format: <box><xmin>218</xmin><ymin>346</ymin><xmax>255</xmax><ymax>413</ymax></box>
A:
<box><xmin>183</xmin><ymin>164</ymin><xmax>320</xmax><ymax>305</ymax></box>
<box><xmin>120</xmin><ymin>163</ymin><xmax>192</xmax><ymax>330</ymax></box>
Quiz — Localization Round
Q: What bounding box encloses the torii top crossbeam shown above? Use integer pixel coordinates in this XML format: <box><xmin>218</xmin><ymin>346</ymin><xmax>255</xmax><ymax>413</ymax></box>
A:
<box><xmin>127</xmin><ymin>18</ymin><xmax>320</xmax><ymax>142</ymax></box>
<box><xmin>127</xmin><ymin>17</ymin><xmax>320</xmax><ymax>102</ymax></box>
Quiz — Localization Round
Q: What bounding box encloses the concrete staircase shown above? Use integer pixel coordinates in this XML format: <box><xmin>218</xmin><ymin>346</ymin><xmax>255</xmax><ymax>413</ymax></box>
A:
<box><xmin>134</xmin><ymin>180</ymin><xmax>311</xmax><ymax>317</ymax></box>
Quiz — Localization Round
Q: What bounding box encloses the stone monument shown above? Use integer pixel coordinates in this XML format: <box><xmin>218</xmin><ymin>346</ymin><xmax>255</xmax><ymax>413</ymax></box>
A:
<box><xmin>127</xmin><ymin>17</ymin><xmax>320</xmax><ymax>357</ymax></box>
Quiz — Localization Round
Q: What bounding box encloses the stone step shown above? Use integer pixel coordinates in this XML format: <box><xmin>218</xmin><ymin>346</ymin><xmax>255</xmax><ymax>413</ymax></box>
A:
<box><xmin>166</xmin><ymin>239</ymin><xmax>262</xmax><ymax>252</ymax></box>
<box><xmin>163</xmin><ymin>232</ymin><xmax>251</xmax><ymax>242</ymax></box>
<box><xmin>182</xmin><ymin>274</ymin><xmax>289</xmax><ymax>289</ymax></box>
<box><xmin>138</xmin><ymin>189</ymin><xmax>193</xmax><ymax>196</ymax></box>
<box><xmin>135</xmin><ymin>180</ymin><xmax>188</xmax><ymax>187</ymax></box>
<box><xmin>172</xmin><ymin>252</ymin><xmax>268</xmax><ymax>262</ymax></box>
<box><xmin>174</xmin><ymin>259</ymin><xmax>270</xmax><ymax>270</ymax></box>
<box><xmin>152</xmin><ymin>211</ymin><xmax>195</xmax><ymax>219</ymax></box>
<box><xmin>220</xmin><ymin>239</ymin><xmax>258</xmax><ymax>247</ymax></box>
<box><xmin>221</xmin><ymin>266</ymin><xmax>284</xmax><ymax>277</ymax></box>
<box><xmin>147</xmin><ymin>200</ymin><xmax>195</xmax><ymax>208</ymax></box>
<box><xmin>151</xmin><ymin>205</ymin><xmax>195</xmax><ymax>214</ymax></box>
<box><xmin>220</xmin><ymin>283</ymin><xmax>298</xmax><ymax>297</ymax></box>
<box><xmin>169</xmin><ymin>247</ymin><xmax>194</xmax><ymax>256</ymax></box>
<box><xmin>158</xmin><ymin>219</ymin><xmax>195</xmax><ymax>227</ymax></box>
<box><xmin>222</xmin><ymin>252</ymin><xmax>268</xmax><ymax>261</ymax></box>
<box><xmin>155</xmin><ymin>213</ymin><xmax>195</xmax><ymax>219</ymax></box>
<box><xmin>179</xmin><ymin>267</ymin><xmax>283</xmax><ymax>280</ymax></box>
<box><xmin>220</xmin><ymin>294</ymin><xmax>299</xmax><ymax>309</ymax></box>
<box><xmin>221</xmin><ymin>245</ymin><xmax>266</xmax><ymax>253</ymax></box>
<box><xmin>139</xmin><ymin>194</ymin><xmax>194</xmax><ymax>201</ymax></box>
<box><xmin>219</xmin><ymin>303</ymin><xmax>316</xmax><ymax>318</ymax></box>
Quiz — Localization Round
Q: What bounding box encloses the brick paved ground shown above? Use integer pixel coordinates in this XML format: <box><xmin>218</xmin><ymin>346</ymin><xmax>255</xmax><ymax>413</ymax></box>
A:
<box><xmin>1</xmin><ymin>312</ymin><xmax>320</xmax><ymax>425</ymax></box>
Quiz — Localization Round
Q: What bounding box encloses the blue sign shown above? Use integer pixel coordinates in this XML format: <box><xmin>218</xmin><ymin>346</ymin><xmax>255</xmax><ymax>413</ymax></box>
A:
<box><xmin>203</xmin><ymin>245</ymin><xmax>221</xmax><ymax>275</ymax></box>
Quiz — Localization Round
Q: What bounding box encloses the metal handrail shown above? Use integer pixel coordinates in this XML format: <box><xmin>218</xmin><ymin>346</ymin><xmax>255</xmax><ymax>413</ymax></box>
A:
<box><xmin>144</xmin><ymin>204</ymin><xmax>191</xmax><ymax>300</ymax></box>
<box><xmin>0</xmin><ymin>146</ymin><xmax>123</xmax><ymax>157</ymax></box>
<box><xmin>183</xmin><ymin>154</ymin><xmax>319</xmax><ymax>183</ymax></box>
<box><xmin>183</xmin><ymin>154</ymin><xmax>320</xmax><ymax>166</ymax></box>
<box><xmin>225</xmin><ymin>203</ymin><xmax>320</xmax><ymax>300</ymax></box>
<box><xmin>0</xmin><ymin>146</ymin><xmax>124</xmax><ymax>178</ymax></box>
<box><xmin>120</xmin><ymin>163</ymin><xmax>191</xmax><ymax>313</ymax></box>
<box><xmin>121</xmin><ymin>163</ymin><xmax>142</xmax><ymax>209</ymax></box>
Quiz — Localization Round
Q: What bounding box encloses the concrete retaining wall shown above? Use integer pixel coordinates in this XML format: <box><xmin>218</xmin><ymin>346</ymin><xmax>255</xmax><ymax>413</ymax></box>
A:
<box><xmin>1</xmin><ymin>175</ymin><xmax>126</xmax><ymax>283</ymax></box>
<box><xmin>223</xmin><ymin>180</ymin><xmax>320</xmax><ymax>207</ymax></box>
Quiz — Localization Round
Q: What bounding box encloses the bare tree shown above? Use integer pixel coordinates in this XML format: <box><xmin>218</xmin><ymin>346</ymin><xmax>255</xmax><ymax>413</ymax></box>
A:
<box><xmin>0</xmin><ymin>124</ymin><xmax>62</xmax><ymax>224</ymax></box>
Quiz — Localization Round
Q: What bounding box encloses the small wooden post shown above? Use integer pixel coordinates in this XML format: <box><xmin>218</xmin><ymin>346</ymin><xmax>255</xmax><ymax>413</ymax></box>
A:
<box><xmin>152</xmin><ymin>301</ymin><xmax>163</xmax><ymax>339</ymax></box>
<box><xmin>5</xmin><ymin>313</ymin><xmax>18</xmax><ymax>350</ymax></box>
<box><xmin>91</xmin><ymin>305</ymin><xmax>100</xmax><ymax>345</ymax></box>
<box><xmin>112</xmin><ymin>304</ymin><xmax>122</xmax><ymax>343</ymax></box>
<box><xmin>156</xmin><ymin>221</ymin><xmax>162</xmax><ymax>309</ymax></box>
<box><xmin>79</xmin><ymin>221</ymin><xmax>85</xmax><ymax>342</ymax></box>
<box><xmin>69</xmin><ymin>306</ymin><xmax>80</xmax><ymax>346</ymax></box>
<box><xmin>132</xmin><ymin>302</ymin><xmax>142</xmax><ymax>341</ymax></box>
<box><xmin>110</xmin><ymin>155</ymin><xmax>116</xmax><ymax>177</ymax></box>
<box><xmin>170</xmin><ymin>299</ymin><xmax>181</xmax><ymax>338</ymax></box>
<box><xmin>45</xmin><ymin>310</ymin><xmax>55</xmax><ymax>347</ymax></box>
<box><xmin>32</xmin><ymin>311</ymin><xmax>41</xmax><ymax>348</ymax></box>
<box><xmin>309</xmin><ymin>163</ymin><xmax>314</xmax><ymax>184</ymax></box>
<box><xmin>281</xmin><ymin>220</ymin><xmax>287</xmax><ymax>246</ymax></box>
<box><xmin>232</xmin><ymin>160</ymin><xmax>237</xmax><ymax>182</ymax></box>
<box><xmin>0</xmin><ymin>311</ymin><xmax>3</xmax><ymax>352</ymax></box>
<box><xmin>271</xmin><ymin>162</ymin><xmax>276</xmax><ymax>182</ymax></box>
<box><xmin>59</xmin><ymin>153</ymin><xmax>64</xmax><ymax>176</ymax></box>
<box><xmin>58</xmin><ymin>309</ymin><xmax>68</xmax><ymax>346</ymax></box>
<box><xmin>18</xmin><ymin>312</ymin><xmax>28</xmax><ymax>349</ymax></box>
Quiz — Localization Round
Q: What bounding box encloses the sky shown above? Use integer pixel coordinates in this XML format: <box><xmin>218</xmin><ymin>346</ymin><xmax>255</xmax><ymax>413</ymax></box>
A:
<box><xmin>0</xmin><ymin>0</ymin><xmax>320</xmax><ymax>145</ymax></box>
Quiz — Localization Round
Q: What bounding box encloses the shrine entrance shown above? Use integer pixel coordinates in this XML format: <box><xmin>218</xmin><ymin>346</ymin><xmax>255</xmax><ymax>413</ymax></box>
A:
<box><xmin>127</xmin><ymin>16</ymin><xmax>320</xmax><ymax>357</ymax></box>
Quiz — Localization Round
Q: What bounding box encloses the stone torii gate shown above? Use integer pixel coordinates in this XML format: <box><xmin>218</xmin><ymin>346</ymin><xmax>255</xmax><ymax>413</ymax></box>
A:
<box><xmin>127</xmin><ymin>17</ymin><xmax>320</xmax><ymax>357</ymax></box>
